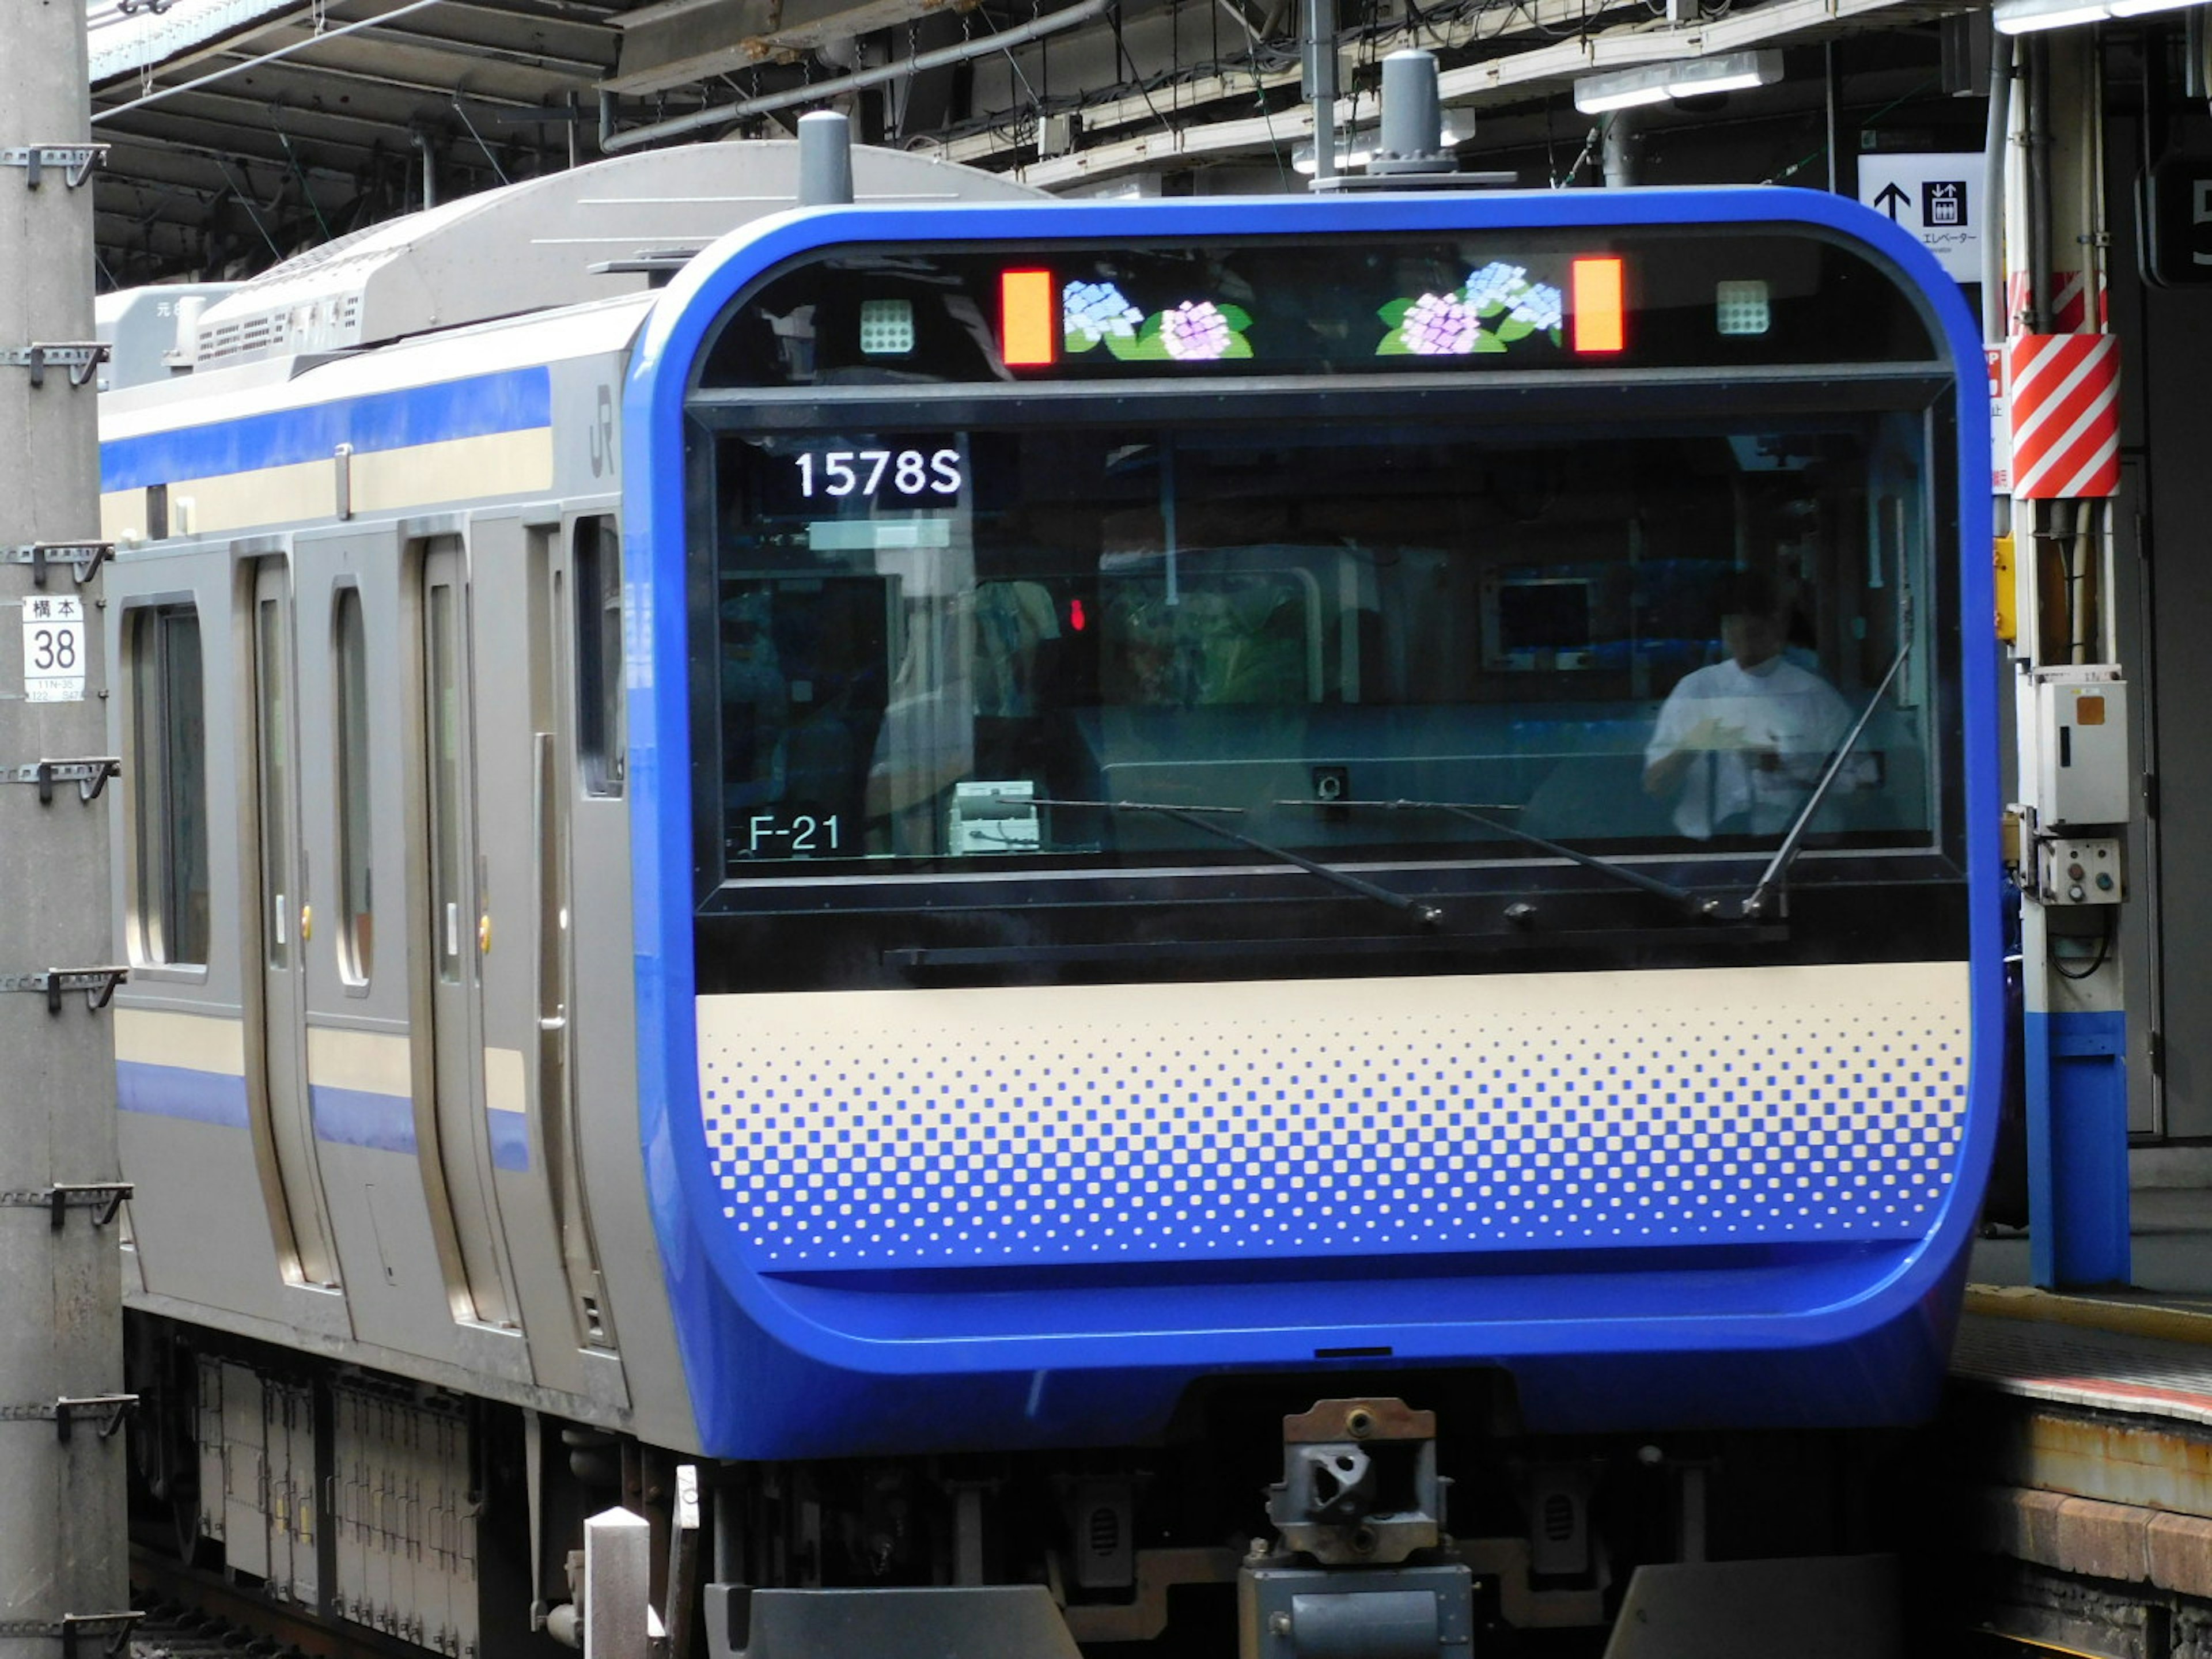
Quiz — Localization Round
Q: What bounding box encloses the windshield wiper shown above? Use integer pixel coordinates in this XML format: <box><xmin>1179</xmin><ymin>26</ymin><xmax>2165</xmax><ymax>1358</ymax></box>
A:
<box><xmin>1741</xmin><ymin>600</ymin><xmax>1915</xmax><ymax>919</ymax></box>
<box><xmin>1032</xmin><ymin>798</ymin><xmax>1444</xmax><ymax>929</ymax></box>
<box><xmin>1276</xmin><ymin>798</ymin><xmax>1719</xmax><ymax>918</ymax></box>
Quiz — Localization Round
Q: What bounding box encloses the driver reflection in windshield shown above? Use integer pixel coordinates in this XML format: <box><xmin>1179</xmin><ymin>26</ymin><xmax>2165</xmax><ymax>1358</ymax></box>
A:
<box><xmin>1641</xmin><ymin>569</ymin><xmax>1855</xmax><ymax>840</ymax></box>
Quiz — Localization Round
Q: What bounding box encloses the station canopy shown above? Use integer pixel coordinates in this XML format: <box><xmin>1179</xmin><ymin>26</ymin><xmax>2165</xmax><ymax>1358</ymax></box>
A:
<box><xmin>83</xmin><ymin>0</ymin><xmax>1984</xmax><ymax>289</ymax></box>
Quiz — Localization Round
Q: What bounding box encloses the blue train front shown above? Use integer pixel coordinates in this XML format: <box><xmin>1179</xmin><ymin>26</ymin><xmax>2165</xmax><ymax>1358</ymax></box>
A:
<box><xmin>622</xmin><ymin>185</ymin><xmax>1996</xmax><ymax>1636</ymax></box>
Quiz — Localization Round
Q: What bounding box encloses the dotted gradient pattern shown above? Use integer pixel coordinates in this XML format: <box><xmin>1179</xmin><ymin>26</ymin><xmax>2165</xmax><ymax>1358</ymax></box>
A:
<box><xmin>695</xmin><ymin>963</ymin><xmax>1971</xmax><ymax>1267</ymax></box>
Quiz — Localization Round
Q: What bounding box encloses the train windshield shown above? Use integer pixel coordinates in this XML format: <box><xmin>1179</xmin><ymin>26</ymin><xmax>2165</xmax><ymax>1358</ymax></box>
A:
<box><xmin>696</xmin><ymin>410</ymin><xmax>1938</xmax><ymax>882</ymax></box>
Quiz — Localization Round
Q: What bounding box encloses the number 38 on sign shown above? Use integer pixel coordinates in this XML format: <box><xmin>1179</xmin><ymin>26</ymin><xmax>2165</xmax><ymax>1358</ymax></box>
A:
<box><xmin>22</xmin><ymin>596</ymin><xmax>85</xmax><ymax>703</ymax></box>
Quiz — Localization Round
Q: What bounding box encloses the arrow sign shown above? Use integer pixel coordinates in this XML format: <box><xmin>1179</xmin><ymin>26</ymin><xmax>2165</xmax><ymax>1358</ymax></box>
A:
<box><xmin>1872</xmin><ymin>182</ymin><xmax>1910</xmax><ymax>221</ymax></box>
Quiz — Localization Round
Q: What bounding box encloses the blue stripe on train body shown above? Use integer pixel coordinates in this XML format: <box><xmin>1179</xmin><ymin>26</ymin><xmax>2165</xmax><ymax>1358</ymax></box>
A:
<box><xmin>123</xmin><ymin>1074</ymin><xmax>532</xmax><ymax>1172</ymax></box>
<box><xmin>309</xmin><ymin>1086</ymin><xmax>423</xmax><ymax>1157</ymax></box>
<box><xmin>100</xmin><ymin>366</ymin><xmax>553</xmax><ymax>491</ymax></box>
<box><xmin>626</xmin><ymin>187</ymin><xmax>2000</xmax><ymax>1461</ymax></box>
<box><xmin>117</xmin><ymin>1061</ymin><xmax>251</xmax><ymax>1129</ymax></box>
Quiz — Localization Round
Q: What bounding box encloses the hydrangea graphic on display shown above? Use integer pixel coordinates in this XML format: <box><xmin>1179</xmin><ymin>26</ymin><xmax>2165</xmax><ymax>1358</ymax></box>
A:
<box><xmin>1465</xmin><ymin>261</ymin><xmax>1530</xmax><ymax>312</ymax></box>
<box><xmin>1397</xmin><ymin>292</ymin><xmax>1480</xmax><ymax>356</ymax></box>
<box><xmin>1376</xmin><ymin>260</ymin><xmax>1565</xmax><ymax>356</ymax></box>
<box><xmin>1063</xmin><ymin>279</ymin><xmax>1143</xmax><ymax>351</ymax></box>
<box><xmin>1160</xmin><ymin>301</ymin><xmax>1233</xmax><ymax>361</ymax></box>
<box><xmin>1508</xmin><ymin>283</ymin><xmax>1565</xmax><ymax>332</ymax></box>
<box><xmin>1103</xmin><ymin>296</ymin><xmax>1255</xmax><ymax>362</ymax></box>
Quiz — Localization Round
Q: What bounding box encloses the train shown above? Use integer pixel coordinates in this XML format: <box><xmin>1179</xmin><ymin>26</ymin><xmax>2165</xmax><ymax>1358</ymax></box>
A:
<box><xmin>94</xmin><ymin>129</ymin><xmax>1995</xmax><ymax>1658</ymax></box>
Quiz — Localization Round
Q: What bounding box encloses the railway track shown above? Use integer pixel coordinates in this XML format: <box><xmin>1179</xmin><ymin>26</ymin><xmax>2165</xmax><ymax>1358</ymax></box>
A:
<box><xmin>130</xmin><ymin>1547</ymin><xmax>433</xmax><ymax>1659</ymax></box>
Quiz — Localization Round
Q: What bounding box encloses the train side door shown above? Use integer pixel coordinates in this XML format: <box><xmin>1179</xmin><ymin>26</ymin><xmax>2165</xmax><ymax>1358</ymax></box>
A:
<box><xmin>420</xmin><ymin>539</ymin><xmax>516</xmax><ymax>1327</ymax></box>
<box><xmin>542</xmin><ymin>516</ymin><xmax>618</xmax><ymax>1345</ymax></box>
<box><xmin>248</xmin><ymin>558</ymin><xmax>339</xmax><ymax>1286</ymax></box>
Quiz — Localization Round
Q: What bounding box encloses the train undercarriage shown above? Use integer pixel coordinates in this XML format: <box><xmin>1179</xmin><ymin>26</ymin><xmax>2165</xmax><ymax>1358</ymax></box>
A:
<box><xmin>128</xmin><ymin>1314</ymin><xmax>1922</xmax><ymax>1659</ymax></box>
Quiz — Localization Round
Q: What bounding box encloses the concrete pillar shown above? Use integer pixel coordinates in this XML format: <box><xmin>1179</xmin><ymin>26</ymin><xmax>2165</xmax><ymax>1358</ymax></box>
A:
<box><xmin>0</xmin><ymin>0</ymin><xmax>129</xmax><ymax>1650</ymax></box>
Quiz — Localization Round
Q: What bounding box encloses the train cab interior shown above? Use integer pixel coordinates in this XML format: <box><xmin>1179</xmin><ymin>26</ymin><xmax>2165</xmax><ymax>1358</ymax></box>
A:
<box><xmin>700</xmin><ymin>412</ymin><xmax>1941</xmax><ymax>887</ymax></box>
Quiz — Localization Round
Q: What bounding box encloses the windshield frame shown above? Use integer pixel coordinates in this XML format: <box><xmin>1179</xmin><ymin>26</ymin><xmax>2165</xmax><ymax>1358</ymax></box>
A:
<box><xmin>683</xmin><ymin>373</ymin><xmax>1966</xmax><ymax>908</ymax></box>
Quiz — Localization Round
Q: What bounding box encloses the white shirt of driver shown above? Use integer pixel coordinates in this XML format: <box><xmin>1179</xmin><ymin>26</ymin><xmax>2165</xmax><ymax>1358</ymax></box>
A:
<box><xmin>1644</xmin><ymin>656</ymin><xmax>1855</xmax><ymax>840</ymax></box>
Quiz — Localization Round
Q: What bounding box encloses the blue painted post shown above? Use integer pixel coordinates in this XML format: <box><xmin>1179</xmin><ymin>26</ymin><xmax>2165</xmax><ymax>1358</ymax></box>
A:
<box><xmin>2024</xmin><ymin>1001</ymin><xmax>2131</xmax><ymax>1287</ymax></box>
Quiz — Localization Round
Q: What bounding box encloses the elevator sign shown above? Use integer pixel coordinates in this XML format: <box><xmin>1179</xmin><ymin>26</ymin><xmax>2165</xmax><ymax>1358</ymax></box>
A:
<box><xmin>1859</xmin><ymin>154</ymin><xmax>1983</xmax><ymax>285</ymax></box>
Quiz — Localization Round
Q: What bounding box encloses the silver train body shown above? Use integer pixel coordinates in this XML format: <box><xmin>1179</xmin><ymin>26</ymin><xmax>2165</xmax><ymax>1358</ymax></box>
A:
<box><xmin>100</xmin><ymin>143</ymin><xmax>1041</xmax><ymax>1647</ymax></box>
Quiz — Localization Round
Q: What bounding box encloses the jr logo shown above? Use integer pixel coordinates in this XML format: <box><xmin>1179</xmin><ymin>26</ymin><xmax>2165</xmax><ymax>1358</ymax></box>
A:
<box><xmin>588</xmin><ymin>385</ymin><xmax>615</xmax><ymax>476</ymax></box>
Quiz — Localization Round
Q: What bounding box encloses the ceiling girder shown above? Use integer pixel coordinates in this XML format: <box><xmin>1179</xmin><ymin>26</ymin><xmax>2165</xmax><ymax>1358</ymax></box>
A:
<box><xmin>358</xmin><ymin>22</ymin><xmax>610</xmax><ymax>74</ymax></box>
<box><xmin>926</xmin><ymin>0</ymin><xmax>1975</xmax><ymax>184</ymax></box>
<box><xmin>605</xmin><ymin>0</ymin><xmax>974</xmax><ymax>94</ymax></box>
<box><xmin>96</xmin><ymin>139</ymin><xmax>362</xmax><ymax>191</ymax></box>
<box><xmin>96</xmin><ymin>84</ymin><xmax>438</xmax><ymax>146</ymax></box>
<box><xmin>102</xmin><ymin>50</ymin><xmax>569</xmax><ymax>124</ymax></box>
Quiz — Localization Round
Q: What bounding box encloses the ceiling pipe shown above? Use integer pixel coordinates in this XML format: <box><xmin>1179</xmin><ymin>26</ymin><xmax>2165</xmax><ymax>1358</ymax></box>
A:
<box><xmin>599</xmin><ymin>0</ymin><xmax>1110</xmax><ymax>154</ymax></box>
<box><xmin>1983</xmin><ymin>31</ymin><xmax>2013</xmax><ymax>345</ymax></box>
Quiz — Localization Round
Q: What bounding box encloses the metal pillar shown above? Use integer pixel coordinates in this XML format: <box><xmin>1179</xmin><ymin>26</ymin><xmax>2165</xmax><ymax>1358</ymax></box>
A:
<box><xmin>0</xmin><ymin>2</ymin><xmax>130</xmax><ymax>1652</ymax></box>
<box><xmin>1601</xmin><ymin>111</ymin><xmax>1636</xmax><ymax>188</ymax></box>
<box><xmin>1302</xmin><ymin>0</ymin><xmax>1339</xmax><ymax>188</ymax></box>
<box><xmin>2006</xmin><ymin>31</ymin><xmax>2131</xmax><ymax>1289</ymax></box>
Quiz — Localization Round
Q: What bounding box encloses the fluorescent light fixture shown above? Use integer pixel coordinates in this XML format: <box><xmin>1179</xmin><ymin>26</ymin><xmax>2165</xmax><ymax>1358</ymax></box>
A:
<box><xmin>1987</xmin><ymin>0</ymin><xmax>2199</xmax><ymax>31</ymax></box>
<box><xmin>1291</xmin><ymin>118</ymin><xmax>1469</xmax><ymax>174</ymax></box>
<box><xmin>1574</xmin><ymin>50</ymin><xmax>1783</xmax><ymax>113</ymax></box>
<box><xmin>1991</xmin><ymin>0</ymin><xmax>2110</xmax><ymax>28</ymax></box>
<box><xmin>1291</xmin><ymin>136</ymin><xmax>1379</xmax><ymax>175</ymax></box>
<box><xmin>1664</xmin><ymin>48</ymin><xmax>1783</xmax><ymax>97</ymax></box>
<box><xmin>1573</xmin><ymin>65</ymin><xmax>1673</xmax><ymax>113</ymax></box>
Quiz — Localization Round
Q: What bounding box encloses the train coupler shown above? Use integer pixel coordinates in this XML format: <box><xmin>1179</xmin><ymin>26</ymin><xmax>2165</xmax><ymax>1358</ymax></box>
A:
<box><xmin>1241</xmin><ymin>1397</ymin><xmax>1472</xmax><ymax>1658</ymax></box>
<box><xmin>1237</xmin><ymin>1561</ymin><xmax>1474</xmax><ymax>1659</ymax></box>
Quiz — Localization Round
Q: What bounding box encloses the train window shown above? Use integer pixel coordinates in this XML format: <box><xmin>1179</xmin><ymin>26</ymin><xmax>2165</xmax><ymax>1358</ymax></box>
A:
<box><xmin>427</xmin><ymin>580</ymin><xmax>467</xmax><ymax>987</ymax></box>
<box><xmin>253</xmin><ymin>593</ymin><xmax>294</xmax><ymax>972</ymax></box>
<box><xmin>575</xmin><ymin>516</ymin><xmax>625</xmax><ymax>797</ymax></box>
<box><xmin>332</xmin><ymin>586</ymin><xmax>373</xmax><ymax>984</ymax></box>
<box><xmin>128</xmin><ymin>605</ymin><xmax>210</xmax><ymax>964</ymax></box>
<box><xmin>696</xmin><ymin>411</ymin><xmax>1941</xmax><ymax>882</ymax></box>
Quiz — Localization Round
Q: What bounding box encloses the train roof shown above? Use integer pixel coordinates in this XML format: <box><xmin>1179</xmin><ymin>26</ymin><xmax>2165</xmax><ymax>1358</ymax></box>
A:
<box><xmin>181</xmin><ymin>140</ymin><xmax>1043</xmax><ymax>374</ymax></box>
<box><xmin>100</xmin><ymin>289</ymin><xmax>655</xmax><ymax>442</ymax></box>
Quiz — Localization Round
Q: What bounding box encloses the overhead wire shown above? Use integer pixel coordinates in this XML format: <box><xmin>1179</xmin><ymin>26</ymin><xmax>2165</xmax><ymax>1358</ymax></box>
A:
<box><xmin>1111</xmin><ymin>1</ymin><xmax>1181</xmax><ymax>136</ymax></box>
<box><xmin>931</xmin><ymin>0</ymin><xmax>1648</xmax><ymax>163</ymax></box>
<box><xmin>93</xmin><ymin>0</ymin><xmax>452</xmax><ymax>123</ymax></box>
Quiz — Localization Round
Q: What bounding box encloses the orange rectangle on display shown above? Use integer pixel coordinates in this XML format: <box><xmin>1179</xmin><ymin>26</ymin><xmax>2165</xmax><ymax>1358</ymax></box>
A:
<box><xmin>1001</xmin><ymin>269</ymin><xmax>1056</xmax><ymax>367</ymax></box>
<box><xmin>1571</xmin><ymin>257</ymin><xmax>1625</xmax><ymax>354</ymax></box>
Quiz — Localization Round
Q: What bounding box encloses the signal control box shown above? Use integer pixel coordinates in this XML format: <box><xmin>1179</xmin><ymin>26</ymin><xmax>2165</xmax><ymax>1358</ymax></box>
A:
<box><xmin>2040</xmin><ymin>836</ymin><xmax>2124</xmax><ymax>907</ymax></box>
<box><xmin>2031</xmin><ymin>667</ymin><xmax>2130</xmax><ymax>828</ymax></box>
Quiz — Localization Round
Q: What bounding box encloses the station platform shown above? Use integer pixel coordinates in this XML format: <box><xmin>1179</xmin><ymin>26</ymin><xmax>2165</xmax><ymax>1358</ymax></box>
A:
<box><xmin>1941</xmin><ymin>1165</ymin><xmax>2212</xmax><ymax>1653</ymax></box>
<box><xmin>1974</xmin><ymin>1162</ymin><xmax>2212</xmax><ymax>1306</ymax></box>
